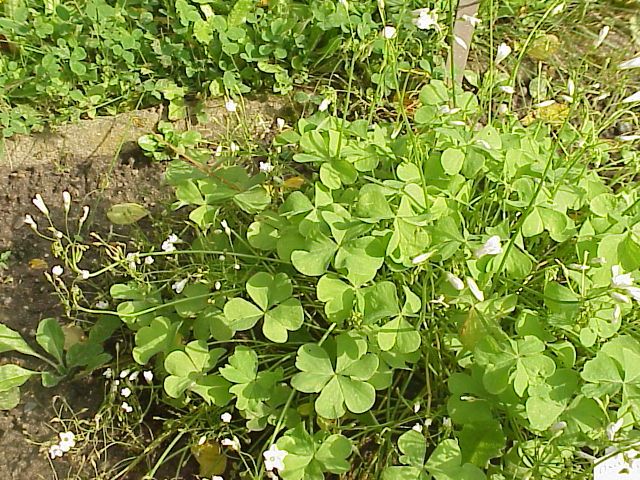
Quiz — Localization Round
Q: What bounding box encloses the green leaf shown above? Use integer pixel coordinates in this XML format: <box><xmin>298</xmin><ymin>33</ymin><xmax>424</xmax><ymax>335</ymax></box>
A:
<box><xmin>0</xmin><ymin>365</ymin><xmax>36</xmax><ymax>392</ymax></box>
<box><xmin>132</xmin><ymin>316</ymin><xmax>182</xmax><ymax>365</ymax></box>
<box><xmin>223</xmin><ymin>298</ymin><xmax>263</xmax><ymax>331</ymax></box>
<box><xmin>106</xmin><ymin>202</ymin><xmax>150</xmax><ymax>225</ymax></box>
<box><xmin>0</xmin><ymin>324</ymin><xmax>36</xmax><ymax>357</ymax></box>
<box><xmin>359</xmin><ymin>281</ymin><xmax>400</xmax><ymax>324</ymax></box>
<box><xmin>246</xmin><ymin>272</ymin><xmax>292</xmax><ymax>311</ymax></box>
<box><xmin>377</xmin><ymin>317</ymin><xmax>421</xmax><ymax>354</ymax></box>
<box><xmin>356</xmin><ymin>184</ymin><xmax>394</xmax><ymax>222</ymax></box>
<box><xmin>291</xmin><ymin>344</ymin><xmax>334</xmax><ymax>393</ymax></box>
<box><xmin>291</xmin><ymin>234</ymin><xmax>337</xmax><ymax>276</ymax></box>
<box><xmin>458</xmin><ymin>421</ymin><xmax>505</xmax><ymax>467</ymax></box>
<box><xmin>220</xmin><ymin>347</ymin><xmax>258</xmax><ymax>385</ymax></box>
<box><xmin>263</xmin><ymin>298</ymin><xmax>304</xmax><ymax>343</ymax></box>
<box><xmin>233</xmin><ymin>185</ymin><xmax>271</xmax><ymax>214</ymax></box>
<box><xmin>441</xmin><ymin>148</ymin><xmax>465</xmax><ymax>175</ymax></box>
<box><xmin>175</xmin><ymin>283</ymin><xmax>210</xmax><ymax>318</ymax></box>
<box><xmin>425</xmin><ymin>439</ymin><xmax>486</xmax><ymax>480</ymax></box>
<box><xmin>398</xmin><ymin>430</ymin><xmax>427</xmax><ymax>468</ymax></box>
<box><xmin>0</xmin><ymin>387</ymin><xmax>20</xmax><ymax>410</ymax></box>
<box><xmin>35</xmin><ymin>318</ymin><xmax>65</xmax><ymax>364</ymax></box>
<box><xmin>317</xmin><ymin>275</ymin><xmax>354</xmax><ymax>325</ymax></box>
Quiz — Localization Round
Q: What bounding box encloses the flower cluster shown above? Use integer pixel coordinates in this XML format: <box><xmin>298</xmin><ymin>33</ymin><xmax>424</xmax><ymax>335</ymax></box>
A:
<box><xmin>49</xmin><ymin>431</ymin><xmax>75</xmax><ymax>459</ymax></box>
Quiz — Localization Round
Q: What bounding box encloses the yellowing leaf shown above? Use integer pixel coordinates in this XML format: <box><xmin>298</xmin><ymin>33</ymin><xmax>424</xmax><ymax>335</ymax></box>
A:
<box><xmin>106</xmin><ymin>203</ymin><xmax>150</xmax><ymax>225</ymax></box>
<box><xmin>527</xmin><ymin>34</ymin><xmax>560</xmax><ymax>62</ymax></box>
<box><xmin>537</xmin><ymin>103</ymin><xmax>569</xmax><ymax>127</ymax></box>
<box><xmin>62</xmin><ymin>325</ymin><xmax>85</xmax><ymax>350</ymax></box>
<box><xmin>191</xmin><ymin>441</ymin><xmax>226</xmax><ymax>477</ymax></box>
<box><xmin>460</xmin><ymin>310</ymin><xmax>484</xmax><ymax>350</ymax></box>
<box><xmin>28</xmin><ymin>258</ymin><xmax>48</xmax><ymax>270</ymax></box>
<box><xmin>283</xmin><ymin>176</ymin><xmax>305</xmax><ymax>190</ymax></box>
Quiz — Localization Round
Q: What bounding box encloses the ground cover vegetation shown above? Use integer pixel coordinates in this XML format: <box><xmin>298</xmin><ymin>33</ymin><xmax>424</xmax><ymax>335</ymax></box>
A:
<box><xmin>2</xmin><ymin>0</ymin><xmax>640</xmax><ymax>479</ymax></box>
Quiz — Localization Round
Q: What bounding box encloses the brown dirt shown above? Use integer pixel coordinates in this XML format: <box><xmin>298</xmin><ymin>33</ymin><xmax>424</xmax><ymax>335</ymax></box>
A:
<box><xmin>0</xmin><ymin>151</ymin><xmax>166</xmax><ymax>479</ymax></box>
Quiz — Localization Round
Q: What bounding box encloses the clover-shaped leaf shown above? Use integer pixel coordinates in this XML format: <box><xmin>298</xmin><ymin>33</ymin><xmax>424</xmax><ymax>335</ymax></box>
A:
<box><xmin>291</xmin><ymin>333</ymin><xmax>379</xmax><ymax>419</ymax></box>
<box><xmin>132</xmin><ymin>316</ymin><xmax>182</xmax><ymax>365</ymax></box>
<box><xmin>581</xmin><ymin>335</ymin><xmax>640</xmax><ymax>417</ymax></box>
<box><xmin>164</xmin><ymin>340</ymin><xmax>231</xmax><ymax>406</ymax></box>
<box><xmin>382</xmin><ymin>430</ymin><xmax>428</xmax><ymax>480</ymax></box>
<box><xmin>277</xmin><ymin>425</ymin><xmax>352</xmax><ymax>480</ymax></box>
<box><xmin>220</xmin><ymin>347</ymin><xmax>282</xmax><ymax>411</ymax></box>
<box><xmin>223</xmin><ymin>272</ymin><xmax>303</xmax><ymax>342</ymax></box>
<box><xmin>316</xmin><ymin>275</ymin><xmax>355</xmax><ymax>325</ymax></box>
<box><xmin>425</xmin><ymin>439</ymin><xmax>486</xmax><ymax>480</ymax></box>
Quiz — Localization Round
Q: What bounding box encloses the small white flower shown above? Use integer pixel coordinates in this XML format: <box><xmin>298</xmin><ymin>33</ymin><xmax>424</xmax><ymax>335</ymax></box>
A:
<box><xmin>568</xmin><ymin>263</ymin><xmax>589</xmax><ymax>271</ymax></box>
<box><xmin>499</xmin><ymin>85</ymin><xmax>515</xmax><ymax>94</ymax></box>
<box><xmin>497</xmin><ymin>103</ymin><xmax>509</xmax><ymax>115</ymax></box>
<box><xmin>220</xmin><ymin>412</ymin><xmax>232</xmax><ymax>423</ymax></box>
<box><xmin>276</xmin><ymin>118</ymin><xmax>286</xmax><ymax>129</ymax></box>
<box><xmin>221</xmin><ymin>437</ymin><xmax>241</xmax><ymax>451</ymax></box>
<box><xmin>143</xmin><ymin>370</ymin><xmax>154</xmax><ymax>383</ymax></box>
<box><xmin>625</xmin><ymin>286</ymin><xmax>640</xmax><ymax>302</ymax></box>
<box><xmin>567</xmin><ymin>79</ymin><xmax>575</xmax><ymax>96</ymax></box>
<box><xmin>230</xmin><ymin>142</ymin><xmax>240</xmax><ymax>153</ymax></box>
<box><xmin>263</xmin><ymin>444</ymin><xmax>288</xmax><ymax>472</ymax></box>
<box><xmin>622</xmin><ymin>91</ymin><xmax>640</xmax><ymax>103</ymax></box>
<box><xmin>51</xmin><ymin>265</ymin><xmax>64</xmax><ymax>277</ymax></box>
<box><xmin>611</xmin><ymin>265</ymin><xmax>633</xmax><ymax>288</ymax></box>
<box><xmin>219</xmin><ymin>255</ymin><xmax>226</xmax><ymax>261</ymax></box>
<box><xmin>59</xmin><ymin>431</ymin><xmax>75</xmax><ymax>445</ymax></box>
<box><xmin>172</xmin><ymin>278</ymin><xmax>188</xmax><ymax>294</ymax></box>
<box><xmin>221</xmin><ymin>220</ymin><xmax>231</xmax><ymax>236</ymax></box>
<box><xmin>59</xmin><ymin>432</ymin><xmax>76</xmax><ymax>452</ymax></box>
<box><xmin>144</xmin><ymin>256</ymin><xmax>155</xmax><ymax>265</ymax></box>
<box><xmin>121</xmin><ymin>401</ymin><xmax>133</xmax><ymax>413</ymax></box>
<box><xmin>338</xmin><ymin>0</ymin><xmax>348</xmax><ymax>8</ymax></box>
<box><xmin>198</xmin><ymin>435</ymin><xmax>207</xmax><ymax>446</ymax></box>
<box><xmin>32</xmin><ymin>194</ymin><xmax>49</xmax><ymax>215</ymax></box>
<box><xmin>606</xmin><ymin>418</ymin><xmax>624</xmax><ymax>441</ymax></box>
<box><xmin>412</xmin><ymin>8</ymin><xmax>439</xmax><ymax>31</ymax></box>
<box><xmin>412</xmin><ymin>251</ymin><xmax>434</xmax><ymax>265</ymax></box>
<box><xmin>413</xmin><ymin>403</ymin><xmax>420</xmax><ymax>413</ymax></box>
<box><xmin>448</xmin><ymin>120</ymin><xmax>466</xmax><ymax>126</ymax></box>
<box><xmin>382</xmin><ymin>26</ymin><xmax>396</xmax><ymax>39</ymax></box>
<box><xmin>225</xmin><ymin>98</ymin><xmax>237</xmax><ymax>112</ymax></box>
<box><xmin>439</xmin><ymin>105</ymin><xmax>461</xmax><ymax>115</ymax></box>
<box><xmin>495</xmin><ymin>43</ymin><xmax>512</xmax><ymax>65</ymax></box>
<box><xmin>24</xmin><ymin>214</ymin><xmax>38</xmax><ymax>231</ymax></box>
<box><xmin>79</xmin><ymin>205</ymin><xmax>90</xmax><ymax>224</ymax></box>
<box><xmin>551</xmin><ymin>3</ymin><xmax>565</xmax><ymax>15</ymax></box>
<box><xmin>442</xmin><ymin>417</ymin><xmax>452</xmax><ymax>429</ymax></box>
<box><xmin>119</xmin><ymin>369</ymin><xmax>131</xmax><ymax>379</ymax></box>
<box><xmin>594</xmin><ymin>25</ymin><xmax>610</xmax><ymax>48</ymax></box>
<box><xmin>212</xmin><ymin>476</ymin><xmax>224</xmax><ymax>480</ymax></box>
<box><xmin>549</xmin><ymin>421</ymin><xmax>567</xmax><ymax>432</ymax></box>
<box><xmin>215</xmin><ymin>145</ymin><xmax>223</xmax><ymax>156</ymax></box>
<box><xmin>103</xmin><ymin>367</ymin><xmax>113</xmax><ymax>379</ymax></box>
<box><xmin>62</xmin><ymin>191</ymin><xmax>71</xmax><ymax>213</ymax></box>
<box><xmin>214</xmin><ymin>281</ymin><xmax>222</xmax><ymax>290</ymax></box>
<box><xmin>49</xmin><ymin>444</ymin><xmax>64</xmax><ymax>459</ymax></box>
<box><xmin>412</xmin><ymin>423</ymin><xmax>423</xmax><ymax>433</ymax></box>
<box><xmin>120</xmin><ymin>387</ymin><xmax>131</xmax><ymax>398</ymax></box>
<box><xmin>619</xmin><ymin>56</ymin><xmax>640</xmax><ymax>70</ymax></box>
<box><xmin>128</xmin><ymin>371</ymin><xmax>140</xmax><ymax>382</ymax></box>
<box><xmin>233</xmin><ymin>263</ymin><xmax>241</xmax><ymax>271</ymax></box>
<box><xmin>613</xmin><ymin>304</ymin><xmax>622</xmax><ymax>322</ymax></box>
<box><xmin>161</xmin><ymin>235</ymin><xmax>178</xmax><ymax>253</ymax></box>
<box><xmin>620</xmin><ymin>135</ymin><xmax>640</xmax><ymax>142</ymax></box>
<box><xmin>259</xmin><ymin>161</ymin><xmax>274</xmax><ymax>173</ymax></box>
<box><xmin>126</xmin><ymin>252</ymin><xmax>139</xmax><ymax>270</ymax></box>
<box><xmin>466</xmin><ymin>277</ymin><xmax>485</xmax><ymax>302</ymax></box>
<box><xmin>446</xmin><ymin>272</ymin><xmax>465</xmax><ymax>291</ymax></box>
<box><xmin>79</xmin><ymin>270</ymin><xmax>90</xmax><ymax>280</ymax></box>
<box><xmin>610</xmin><ymin>291</ymin><xmax>631</xmax><ymax>304</ymax></box>
<box><xmin>318</xmin><ymin>98</ymin><xmax>331</xmax><ymax>112</ymax></box>
<box><xmin>474</xmin><ymin>235</ymin><xmax>503</xmax><ymax>258</ymax></box>
<box><xmin>96</xmin><ymin>300</ymin><xmax>109</xmax><ymax>309</ymax></box>
<box><xmin>534</xmin><ymin>99</ymin><xmax>556</xmax><ymax>108</ymax></box>
<box><xmin>461</xmin><ymin>14</ymin><xmax>481</xmax><ymax>27</ymax></box>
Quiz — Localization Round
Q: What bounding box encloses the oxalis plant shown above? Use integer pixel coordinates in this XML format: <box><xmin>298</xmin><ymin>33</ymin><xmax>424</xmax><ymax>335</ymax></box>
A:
<box><xmin>4</xmin><ymin>78</ymin><xmax>640</xmax><ymax>479</ymax></box>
